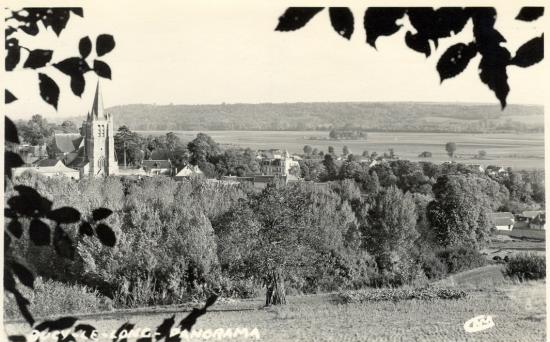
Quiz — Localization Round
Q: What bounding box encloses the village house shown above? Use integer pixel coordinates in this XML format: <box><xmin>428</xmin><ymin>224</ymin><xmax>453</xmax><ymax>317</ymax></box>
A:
<box><xmin>13</xmin><ymin>159</ymin><xmax>80</xmax><ymax>180</ymax></box>
<box><xmin>174</xmin><ymin>164</ymin><xmax>204</xmax><ymax>180</ymax></box>
<box><xmin>490</xmin><ymin>212</ymin><xmax>515</xmax><ymax>231</ymax></box>
<box><xmin>142</xmin><ymin>159</ymin><xmax>173</xmax><ymax>176</ymax></box>
<box><xmin>515</xmin><ymin>211</ymin><xmax>546</xmax><ymax>230</ymax></box>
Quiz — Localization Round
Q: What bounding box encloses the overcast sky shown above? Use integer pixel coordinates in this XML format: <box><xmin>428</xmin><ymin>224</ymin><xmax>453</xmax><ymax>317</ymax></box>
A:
<box><xmin>4</xmin><ymin>2</ymin><xmax>545</xmax><ymax>120</ymax></box>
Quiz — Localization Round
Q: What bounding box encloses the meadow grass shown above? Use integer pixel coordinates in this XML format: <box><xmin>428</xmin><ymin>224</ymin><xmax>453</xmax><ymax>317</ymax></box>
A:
<box><xmin>4</xmin><ymin>280</ymin><xmax>545</xmax><ymax>341</ymax></box>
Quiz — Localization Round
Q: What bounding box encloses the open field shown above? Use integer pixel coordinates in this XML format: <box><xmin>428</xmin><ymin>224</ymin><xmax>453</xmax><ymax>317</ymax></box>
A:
<box><xmin>4</xmin><ymin>280</ymin><xmax>545</xmax><ymax>341</ymax></box>
<box><xmin>138</xmin><ymin>131</ymin><xmax>545</xmax><ymax>170</ymax></box>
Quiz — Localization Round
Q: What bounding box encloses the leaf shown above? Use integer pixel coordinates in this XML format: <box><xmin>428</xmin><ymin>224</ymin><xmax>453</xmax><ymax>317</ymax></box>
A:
<box><xmin>47</xmin><ymin>9</ymin><xmax>71</xmax><ymax>36</ymax></box>
<box><xmin>154</xmin><ymin>315</ymin><xmax>175</xmax><ymax>341</ymax></box>
<box><xmin>6</xmin><ymin>26</ymin><xmax>17</xmax><ymax>36</ymax></box>
<box><xmin>5</xmin><ymin>89</ymin><xmax>17</xmax><ymax>104</ymax></box>
<box><xmin>54</xmin><ymin>225</ymin><xmax>75</xmax><ymax>259</ymax></box>
<box><xmin>275</xmin><ymin>7</ymin><xmax>324</xmax><ymax>31</ymax></box>
<box><xmin>510</xmin><ymin>34</ymin><xmax>544</xmax><ymax>68</ymax></box>
<box><xmin>93</xmin><ymin>60</ymin><xmax>112</xmax><ymax>79</ymax></box>
<box><xmin>38</xmin><ymin>73</ymin><xmax>60</xmax><ymax>110</ymax></box>
<box><xmin>9</xmin><ymin>261</ymin><xmax>34</xmax><ymax>289</ymax></box>
<box><xmin>96</xmin><ymin>34</ymin><xmax>116</xmax><ymax>56</ymax></box>
<box><xmin>5</xmin><ymin>152</ymin><xmax>24</xmax><ymax>179</ymax></box>
<box><xmin>405</xmin><ymin>31</ymin><xmax>431</xmax><ymax>57</ymax></box>
<box><xmin>7</xmin><ymin>219</ymin><xmax>23</xmax><ymax>238</ymax></box>
<box><xmin>5</xmin><ymin>38</ymin><xmax>20</xmax><ymax>71</ymax></box>
<box><xmin>5</xmin><ymin>207</ymin><xmax>17</xmax><ymax>218</ymax></box>
<box><xmin>112</xmin><ymin>322</ymin><xmax>135</xmax><ymax>342</ymax></box>
<box><xmin>23</xmin><ymin>49</ymin><xmax>53</xmax><ymax>69</ymax></box>
<box><xmin>364</xmin><ymin>8</ymin><xmax>406</xmax><ymax>48</ymax></box>
<box><xmin>20</xmin><ymin>21</ymin><xmax>39</xmax><ymax>36</ymax></box>
<box><xmin>34</xmin><ymin>316</ymin><xmax>78</xmax><ymax>332</ymax></box>
<box><xmin>328</xmin><ymin>7</ymin><xmax>354</xmax><ymax>40</ymax></box>
<box><xmin>70</xmin><ymin>8</ymin><xmax>84</xmax><ymax>17</ymax></box>
<box><xmin>92</xmin><ymin>207</ymin><xmax>113</xmax><ymax>221</ymax></box>
<box><xmin>516</xmin><ymin>7</ymin><xmax>544</xmax><ymax>21</ymax></box>
<box><xmin>46</xmin><ymin>207</ymin><xmax>81</xmax><ymax>223</ymax></box>
<box><xmin>7</xmin><ymin>335</ymin><xmax>27</xmax><ymax>342</ymax></box>
<box><xmin>29</xmin><ymin>219</ymin><xmax>51</xmax><ymax>246</ymax></box>
<box><xmin>79</xmin><ymin>36</ymin><xmax>92</xmax><ymax>58</ymax></box>
<box><xmin>70</xmin><ymin>73</ymin><xmax>86</xmax><ymax>97</ymax></box>
<box><xmin>79</xmin><ymin>222</ymin><xmax>94</xmax><ymax>236</ymax></box>
<box><xmin>74</xmin><ymin>324</ymin><xmax>97</xmax><ymax>339</ymax></box>
<box><xmin>54</xmin><ymin>57</ymin><xmax>91</xmax><ymax>75</ymax></box>
<box><xmin>5</xmin><ymin>117</ymin><xmax>19</xmax><ymax>143</ymax></box>
<box><xmin>479</xmin><ymin>54</ymin><xmax>510</xmax><ymax>109</ymax></box>
<box><xmin>437</xmin><ymin>42</ymin><xmax>478</xmax><ymax>82</ymax></box>
<box><xmin>5</xmin><ymin>232</ymin><xmax>12</xmax><ymax>250</ymax></box>
<box><xmin>10</xmin><ymin>185</ymin><xmax>53</xmax><ymax>216</ymax></box>
<box><xmin>95</xmin><ymin>223</ymin><xmax>116</xmax><ymax>247</ymax></box>
<box><xmin>407</xmin><ymin>7</ymin><xmax>470</xmax><ymax>46</ymax></box>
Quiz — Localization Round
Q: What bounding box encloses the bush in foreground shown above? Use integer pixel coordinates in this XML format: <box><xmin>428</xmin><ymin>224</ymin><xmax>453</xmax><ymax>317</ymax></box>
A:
<box><xmin>505</xmin><ymin>253</ymin><xmax>545</xmax><ymax>281</ymax></box>
<box><xmin>4</xmin><ymin>277</ymin><xmax>112</xmax><ymax>320</ymax></box>
<box><xmin>436</xmin><ymin>246</ymin><xmax>486</xmax><ymax>274</ymax></box>
<box><xmin>337</xmin><ymin>287</ymin><xmax>468</xmax><ymax>303</ymax></box>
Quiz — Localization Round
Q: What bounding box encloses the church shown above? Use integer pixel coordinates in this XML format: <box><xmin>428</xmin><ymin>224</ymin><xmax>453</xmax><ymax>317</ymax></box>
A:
<box><xmin>15</xmin><ymin>81</ymin><xmax>120</xmax><ymax>179</ymax></box>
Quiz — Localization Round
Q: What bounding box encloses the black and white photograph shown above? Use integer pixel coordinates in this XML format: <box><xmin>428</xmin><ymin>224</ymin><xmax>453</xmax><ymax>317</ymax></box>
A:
<box><xmin>2</xmin><ymin>2</ymin><xmax>547</xmax><ymax>341</ymax></box>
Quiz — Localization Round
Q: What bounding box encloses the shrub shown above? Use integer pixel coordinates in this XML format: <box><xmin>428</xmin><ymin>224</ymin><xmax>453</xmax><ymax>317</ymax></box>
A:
<box><xmin>504</xmin><ymin>253</ymin><xmax>545</xmax><ymax>281</ymax></box>
<box><xmin>4</xmin><ymin>277</ymin><xmax>112</xmax><ymax>320</ymax></box>
<box><xmin>337</xmin><ymin>287</ymin><xmax>468</xmax><ymax>303</ymax></box>
<box><xmin>436</xmin><ymin>246</ymin><xmax>486</xmax><ymax>274</ymax></box>
<box><xmin>420</xmin><ymin>253</ymin><xmax>448</xmax><ymax>280</ymax></box>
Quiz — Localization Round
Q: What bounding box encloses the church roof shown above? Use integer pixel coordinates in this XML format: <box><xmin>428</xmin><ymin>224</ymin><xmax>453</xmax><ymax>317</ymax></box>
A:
<box><xmin>54</xmin><ymin>133</ymin><xmax>83</xmax><ymax>153</ymax></box>
<box><xmin>34</xmin><ymin>158</ymin><xmax>61</xmax><ymax>167</ymax></box>
<box><xmin>90</xmin><ymin>81</ymin><xmax>107</xmax><ymax>120</ymax></box>
<box><xmin>66</xmin><ymin>146</ymin><xmax>88</xmax><ymax>168</ymax></box>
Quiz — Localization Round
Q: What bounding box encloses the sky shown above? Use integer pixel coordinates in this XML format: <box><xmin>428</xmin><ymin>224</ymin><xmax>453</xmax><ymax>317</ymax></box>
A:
<box><xmin>4</xmin><ymin>2</ymin><xmax>546</xmax><ymax>120</ymax></box>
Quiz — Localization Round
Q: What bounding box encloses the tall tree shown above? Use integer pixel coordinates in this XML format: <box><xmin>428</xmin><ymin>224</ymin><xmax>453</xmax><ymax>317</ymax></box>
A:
<box><xmin>445</xmin><ymin>142</ymin><xmax>457</xmax><ymax>159</ymax></box>
<box><xmin>427</xmin><ymin>174</ymin><xmax>493</xmax><ymax>249</ymax></box>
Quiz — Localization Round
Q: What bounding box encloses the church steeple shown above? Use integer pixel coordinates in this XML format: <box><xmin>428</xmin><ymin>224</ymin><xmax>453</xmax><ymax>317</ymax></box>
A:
<box><xmin>90</xmin><ymin>81</ymin><xmax>106</xmax><ymax>119</ymax></box>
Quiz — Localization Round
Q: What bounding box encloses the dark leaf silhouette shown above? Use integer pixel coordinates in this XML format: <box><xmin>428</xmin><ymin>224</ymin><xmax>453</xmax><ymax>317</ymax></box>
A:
<box><xmin>9</xmin><ymin>261</ymin><xmax>34</xmax><ymax>289</ymax></box>
<box><xmin>79</xmin><ymin>222</ymin><xmax>94</xmax><ymax>236</ymax></box>
<box><xmin>54</xmin><ymin>57</ymin><xmax>91</xmax><ymax>76</ymax></box>
<box><xmin>29</xmin><ymin>219</ymin><xmax>51</xmax><ymax>245</ymax></box>
<box><xmin>57</xmin><ymin>334</ymin><xmax>76</xmax><ymax>342</ymax></box>
<box><xmin>6</xmin><ymin>38</ymin><xmax>21</xmax><ymax>71</ymax></box>
<box><xmin>364</xmin><ymin>8</ymin><xmax>406</xmax><ymax>48</ymax></box>
<box><xmin>437</xmin><ymin>42</ymin><xmax>477</xmax><ymax>82</ymax></box>
<box><xmin>5</xmin><ymin>151</ymin><xmax>24</xmax><ymax>179</ymax></box>
<box><xmin>74</xmin><ymin>324</ymin><xmax>97</xmax><ymax>339</ymax></box>
<box><xmin>5</xmin><ymin>117</ymin><xmax>19</xmax><ymax>143</ymax></box>
<box><xmin>23</xmin><ymin>49</ymin><xmax>53</xmax><ymax>69</ymax></box>
<box><xmin>112</xmin><ymin>322</ymin><xmax>135</xmax><ymax>342</ymax></box>
<box><xmin>6</xmin><ymin>26</ymin><xmax>17</xmax><ymax>36</ymax></box>
<box><xmin>510</xmin><ymin>34</ymin><xmax>544</xmax><ymax>67</ymax></box>
<box><xmin>96</xmin><ymin>34</ymin><xmax>116</xmax><ymax>57</ymax></box>
<box><xmin>96</xmin><ymin>223</ymin><xmax>116</xmax><ymax>247</ymax></box>
<box><xmin>93</xmin><ymin>60</ymin><xmax>112</xmax><ymax>79</ymax></box>
<box><xmin>6</xmin><ymin>89</ymin><xmax>18</xmax><ymax>104</ymax></box>
<box><xmin>5</xmin><ymin>207</ymin><xmax>17</xmax><ymax>219</ymax></box>
<box><xmin>5</xmin><ymin>270</ymin><xmax>34</xmax><ymax>325</ymax></box>
<box><xmin>47</xmin><ymin>207</ymin><xmax>81</xmax><ymax>223</ymax></box>
<box><xmin>92</xmin><ymin>207</ymin><xmax>113</xmax><ymax>221</ymax></box>
<box><xmin>405</xmin><ymin>31</ymin><xmax>431</xmax><ymax>57</ymax></box>
<box><xmin>7</xmin><ymin>335</ymin><xmax>26</xmax><ymax>342</ymax></box>
<box><xmin>7</xmin><ymin>219</ymin><xmax>23</xmax><ymax>238</ymax></box>
<box><xmin>328</xmin><ymin>7</ymin><xmax>354</xmax><ymax>40</ymax></box>
<box><xmin>13</xmin><ymin>185</ymin><xmax>53</xmax><ymax>215</ymax></box>
<box><xmin>43</xmin><ymin>8</ymin><xmax>71</xmax><ymax>36</ymax></box>
<box><xmin>407</xmin><ymin>7</ymin><xmax>470</xmax><ymax>48</ymax></box>
<box><xmin>155</xmin><ymin>315</ymin><xmax>175</xmax><ymax>340</ymax></box>
<box><xmin>179</xmin><ymin>295</ymin><xmax>218</xmax><ymax>332</ymax></box>
<box><xmin>20</xmin><ymin>21</ymin><xmax>39</xmax><ymax>36</ymax></box>
<box><xmin>70</xmin><ymin>73</ymin><xmax>86</xmax><ymax>97</ymax></box>
<box><xmin>275</xmin><ymin>8</ymin><xmax>324</xmax><ymax>32</ymax></box>
<box><xmin>34</xmin><ymin>316</ymin><xmax>78</xmax><ymax>332</ymax></box>
<box><xmin>79</xmin><ymin>36</ymin><xmax>92</xmax><ymax>58</ymax></box>
<box><xmin>53</xmin><ymin>225</ymin><xmax>75</xmax><ymax>259</ymax></box>
<box><xmin>38</xmin><ymin>73</ymin><xmax>60</xmax><ymax>109</ymax></box>
<box><xmin>479</xmin><ymin>54</ymin><xmax>510</xmax><ymax>109</ymax></box>
<box><xmin>5</xmin><ymin>232</ymin><xmax>12</xmax><ymax>250</ymax></box>
<box><xmin>70</xmin><ymin>8</ymin><xmax>84</xmax><ymax>17</ymax></box>
<box><xmin>515</xmin><ymin>7</ymin><xmax>544</xmax><ymax>21</ymax></box>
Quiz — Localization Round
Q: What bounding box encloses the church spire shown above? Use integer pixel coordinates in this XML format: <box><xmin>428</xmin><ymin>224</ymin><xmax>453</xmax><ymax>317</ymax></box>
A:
<box><xmin>90</xmin><ymin>81</ymin><xmax>106</xmax><ymax>119</ymax></box>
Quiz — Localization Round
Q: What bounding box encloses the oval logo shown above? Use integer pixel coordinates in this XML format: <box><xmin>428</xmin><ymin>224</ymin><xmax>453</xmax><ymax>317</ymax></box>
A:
<box><xmin>464</xmin><ymin>315</ymin><xmax>495</xmax><ymax>333</ymax></box>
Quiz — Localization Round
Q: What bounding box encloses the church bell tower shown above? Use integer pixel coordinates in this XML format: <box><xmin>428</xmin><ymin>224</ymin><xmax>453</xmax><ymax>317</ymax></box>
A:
<box><xmin>83</xmin><ymin>81</ymin><xmax>118</xmax><ymax>176</ymax></box>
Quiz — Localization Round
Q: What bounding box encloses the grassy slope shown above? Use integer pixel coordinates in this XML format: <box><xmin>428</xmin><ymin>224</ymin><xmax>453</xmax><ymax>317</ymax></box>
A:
<box><xmin>5</xmin><ymin>280</ymin><xmax>545</xmax><ymax>341</ymax></box>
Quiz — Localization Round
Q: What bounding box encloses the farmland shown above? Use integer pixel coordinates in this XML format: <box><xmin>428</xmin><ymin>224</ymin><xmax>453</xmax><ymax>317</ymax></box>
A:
<box><xmin>4</xmin><ymin>279</ymin><xmax>545</xmax><ymax>341</ymax></box>
<box><xmin>139</xmin><ymin>130</ymin><xmax>545</xmax><ymax>170</ymax></box>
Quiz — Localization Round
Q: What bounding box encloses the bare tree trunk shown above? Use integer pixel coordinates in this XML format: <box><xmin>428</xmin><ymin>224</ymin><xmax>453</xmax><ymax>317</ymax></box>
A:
<box><xmin>265</xmin><ymin>269</ymin><xmax>286</xmax><ymax>306</ymax></box>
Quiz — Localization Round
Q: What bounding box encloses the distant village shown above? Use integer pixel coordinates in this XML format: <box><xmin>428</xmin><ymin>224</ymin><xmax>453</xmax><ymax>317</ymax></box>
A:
<box><xmin>10</xmin><ymin>83</ymin><xmax>545</xmax><ymax>232</ymax></box>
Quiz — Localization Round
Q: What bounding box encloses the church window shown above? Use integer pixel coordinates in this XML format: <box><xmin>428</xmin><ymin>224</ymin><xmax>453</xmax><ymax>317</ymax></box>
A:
<box><xmin>98</xmin><ymin>156</ymin><xmax>105</xmax><ymax>168</ymax></box>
